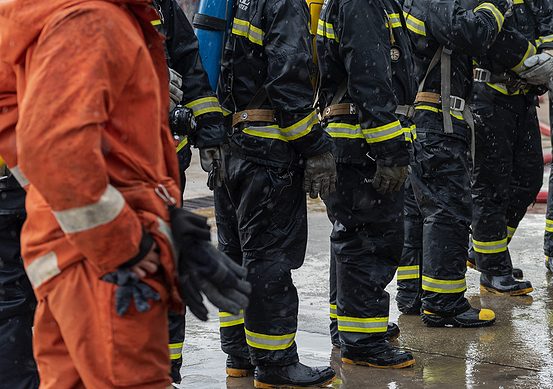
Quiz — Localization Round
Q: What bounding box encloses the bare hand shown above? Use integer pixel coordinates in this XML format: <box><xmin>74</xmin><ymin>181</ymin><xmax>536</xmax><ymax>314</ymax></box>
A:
<box><xmin>130</xmin><ymin>243</ymin><xmax>160</xmax><ymax>279</ymax></box>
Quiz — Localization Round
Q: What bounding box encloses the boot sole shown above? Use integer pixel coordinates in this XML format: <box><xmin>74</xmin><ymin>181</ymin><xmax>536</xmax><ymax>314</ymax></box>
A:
<box><xmin>421</xmin><ymin>314</ymin><xmax>496</xmax><ymax>328</ymax></box>
<box><xmin>226</xmin><ymin>367</ymin><xmax>254</xmax><ymax>378</ymax></box>
<box><xmin>341</xmin><ymin>357</ymin><xmax>415</xmax><ymax>369</ymax></box>
<box><xmin>480</xmin><ymin>285</ymin><xmax>533</xmax><ymax>296</ymax></box>
<box><xmin>253</xmin><ymin>376</ymin><xmax>335</xmax><ymax>388</ymax></box>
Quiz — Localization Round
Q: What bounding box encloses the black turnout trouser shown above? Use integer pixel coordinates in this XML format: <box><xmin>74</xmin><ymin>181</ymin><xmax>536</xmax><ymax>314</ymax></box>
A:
<box><xmin>410</xmin><ymin>129</ymin><xmax>472</xmax><ymax>315</ymax></box>
<box><xmin>326</xmin><ymin>162</ymin><xmax>404</xmax><ymax>357</ymax></box>
<box><xmin>471</xmin><ymin>86</ymin><xmax>543</xmax><ymax>275</ymax></box>
<box><xmin>0</xmin><ymin>186</ymin><xmax>39</xmax><ymax>389</ymax></box>
<box><xmin>214</xmin><ymin>152</ymin><xmax>306</xmax><ymax>366</ymax></box>
<box><xmin>546</xmin><ymin>93</ymin><xmax>553</xmax><ymax>258</ymax></box>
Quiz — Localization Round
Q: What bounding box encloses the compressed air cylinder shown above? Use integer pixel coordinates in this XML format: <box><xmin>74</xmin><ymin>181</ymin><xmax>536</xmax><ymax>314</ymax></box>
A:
<box><xmin>193</xmin><ymin>0</ymin><xmax>231</xmax><ymax>90</ymax></box>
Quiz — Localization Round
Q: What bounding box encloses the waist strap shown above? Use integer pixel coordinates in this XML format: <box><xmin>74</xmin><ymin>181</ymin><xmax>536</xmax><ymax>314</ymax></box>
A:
<box><xmin>415</xmin><ymin>92</ymin><xmax>465</xmax><ymax>111</ymax></box>
<box><xmin>322</xmin><ymin>103</ymin><xmax>358</xmax><ymax>120</ymax></box>
<box><xmin>473</xmin><ymin>68</ymin><xmax>511</xmax><ymax>84</ymax></box>
<box><xmin>232</xmin><ymin>109</ymin><xmax>276</xmax><ymax>127</ymax></box>
<box><xmin>395</xmin><ymin>105</ymin><xmax>415</xmax><ymax>118</ymax></box>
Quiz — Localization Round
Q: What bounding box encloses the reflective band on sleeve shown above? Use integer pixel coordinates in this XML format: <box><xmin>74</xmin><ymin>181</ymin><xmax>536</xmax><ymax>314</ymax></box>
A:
<box><xmin>546</xmin><ymin>219</ymin><xmax>553</xmax><ymax>233</ymax></box>
<box><xmin>184</xmin><ymin>96</ymin><xmax>223</xmax><ymax>117</ymax></box>
<box><xmin>281</xmin><ymin>111</ymin><xmax>318</xmax><ymax>141</ymax></box>
<box><xmin>317</xmin><ymin>19</ymin><xmax>339</xmax><ymax>42</ymax></box>
<box><xmin>157</xmin><ymin>217</ymin><xmax>178</xmax><ymax>260</ymax></box>
<box><xmin>151</xmin><ymin>19</ymin><xmax>161</xmax><ymax>26</ymax></box>
<box><xmin>397</xmin><ymin>265</ymin><xmax>420</xmax><ymax>280</ymax></box>
<box><xmin>362</xmin><ymin>120</ymin><xmax>405</xmax><ymax>143</ymax></box>
<box><xmin>507</xmin><ymin>226</ymin><xmax>517</xmax><ymax>239</ymax></box>
<box><xmin>472</xmin><ymin>237</ymin><xmax>508</xmax><ymax>254</ymax></box>
<box><xmin>169</xmin><ymin>342</ymin><xmax>183</xmax><ymax>360</ymax></box>
<box><xmin>386</xmin><ymin>13</ymin><xmax>402</xmax><ymax>29</ymax></box>
<box><xmin>537</xmin><ymin>34</ymin><xmax>553</xmax><ymax>46</ymax></box>
<box><xmin>485</xmin><ymin>82</ymin><xmax>525</xmax><ymax>96</ymax></box>
<box><xmin>26</xmin><ymin>252</ymin><xmax>60</xmax><ymax>288</ymax></box>
<box><xmin>403</xmin><ymin>12</ymin><xmax>426</xmax><ymax>36</ymax></box>
<box><xmin>325</xmin><ymin>122</ymin><xmax>364</xmax><ymax>139</ymax></box>
<box><xmin>403</xmin><ymin>125</ymin><xmax>417</xmax><ymax>142</ymax></box>
<box><xmin>245</xmin><ymin>329</ymin><xmax>295</xmax><ymax>351</ymax></box>
<box><xmin>176</xmin><ymin>136</ymin><xmax>189</xmax><ymax>153</ymax></box>
<box><xmin>10</xmin><ymin>165</ymin><xmax>29</xmax><ymax>187</ymax></box>
<box><xmin>243</xmin><ymin>125</ymin><xmax>286</xmax><ymax>141</ymax></box>
<box><xmin>330</xmin><ymin>304</ymin><xmax>337</xmax><ymax>319</ymax></box>
<box><xmin>232</xmin><ymin>18</ymin><xmax>264</xmax><ymax>46</ymax></box>
<box><xmin>513</xmin><ymin>0</ymin><xmax>524</xmax><ymax>4</ymax></box>
<box><xmin>53</xmin><ymin>185</ymin><xmax>125</xmax><ymax>234</ymax></box>
<box><xmin>415</xmin><ymin>105</ymin><xmax>465</xmax><ymax>121</ymax></box>
<box><xmin>511</xmin><ymin>42</ymin><xmax>537</xmax><ymax>73</ymax></box>
<box><xmin>219</xmin><ymin>310</ymin><xmax>245</xmax><ymax>328</ymax></box>
<box><xmin>421</xmin><ymin>276</ymin><xmax>467</xmax><ymax>294</ymax></box>
<box><xmin>474</xmin><ymin>3</ymin><xmax>504</xmax><ymax>32</ymax></box>
<box><xmin>337</xmin><ymin>316</ymin><xmax>388</xmax><ymax>333</ymax></box>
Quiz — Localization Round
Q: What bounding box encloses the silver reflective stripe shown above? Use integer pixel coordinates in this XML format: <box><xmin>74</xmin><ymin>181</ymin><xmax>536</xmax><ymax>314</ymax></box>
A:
<box><xmin>10</xmin><ymin>165</ymin><xmax>29</xmax><ymax>187</ymax></box>
<box><xmin>53</xmin><ymin>185</ymin><xmax>125</xmax><ymax>233</ymax></box>
<box><xmin>157</xmin><ymin>217</ymin><xmax>177</xmax><ymax>260</ymax></box>
<box><xmin>169</xmin><ymin>342</ymin><xmax>183</xmax><ymax>360</ymax></box>
<box><xmin>281</xmin><ymin>112</ymin><xmax>317</xmax><ymax>140</ymax></box>
<box><xmin>232</xmin><ymin>19</ymin><xmax>264</xmax><ymax>46</ymax></box>
<box><xmin>472</xmin><ymin>238</ymin><xmax>508</xmax><ymax>254</ymax></box>
<box><xmin>185</xmin><ymin>97</ymin><xmax>222</xmax><ymax>117</ymax></box>
<box><xmin>26</xmin><ymin>252</ymin><xmax>60</xmax><ymax>288</ymax></box>
<box><xmin>421</xmin><ymin>276</ymin><xmax>467</xmax><ymax>293</ymax></box>
<box><xmin>507</xmin><ymin>226</ymin><xmax>516</xmax><ymax>239</ymax></box>
<box><xmin>397</xmin><ymin>265</ymin><xmax>420</xmax><ymax>280</ymax></box>
<box><xmin>219</xmin><ymin>310</ymin><xmax>245</xmax><ymax>327</ymax></box>
<box><xmin>362</xmin><ymin>121</ymin><xmax>403</xmax><ymax>142</ymax></box>
<box><xmin>337</xmin><ymin>316</ymin><xmax>388</xmax><ymax>333</ymax></box>
<box><xmin>245</xmin><ymin>329</ymin><xmax>295</xmax><ymax>350</ymax></box>
<box><xmin>324</xmin><ymin>123</ymin><xmax>364</xmax><ymax>139</ymax></box>
<box><xmin>329</xmin><ymin>304</ymin><xmax>337</xmax><ymax>319</ymax></box>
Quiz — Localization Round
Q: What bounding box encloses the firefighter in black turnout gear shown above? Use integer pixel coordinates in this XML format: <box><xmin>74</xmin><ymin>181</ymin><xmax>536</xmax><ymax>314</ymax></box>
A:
<box><xmin>317</xmin><ymin>0</ymin><xmax>416</xmax><ymax>368</ymax></box>
<box><xmin>400</xmin><ymin>0</ymin><xmax>535</xmax><ymax>327</ymax></box>
<box><xmin>214</xmin><ymin>0</ymin><xmax>337</xmax><ymax>386</ymax></box>
<box><xmin>469</xmin><ymin>0</ymin><xmax>553</xmax><ymax>295</ymax></box>
<box><xmin>546</xmin><ymin>92</ymin><xmax>553</xmax><ymax>272</ymax></box>
<box><xmin>0</xmin><ymin>169</ymin><xmax>39</xmax><ymax>389</ymax></box>
<box><xmin>152</xmin><ymin>0</ymin><xmax>227</xmax><ymax>383</ymax></box>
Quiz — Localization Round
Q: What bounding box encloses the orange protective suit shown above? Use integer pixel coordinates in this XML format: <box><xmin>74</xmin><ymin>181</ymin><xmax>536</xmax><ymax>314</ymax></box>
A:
<box><xmin>0</xmin><ymin>1</ymin><xmax>182</xmax><ymax>387</ymax></box>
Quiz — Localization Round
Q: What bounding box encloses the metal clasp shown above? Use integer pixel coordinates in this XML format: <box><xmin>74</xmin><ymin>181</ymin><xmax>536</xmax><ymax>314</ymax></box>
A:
<box><xmin>450</xmin><ymin>96</ymin><xmax>465</xmax><ymax>112</ymax></box>
<box><xmin>474</xmin><ymin>68</ymin><xmax>492</xmax><ymax>83</ymax></box>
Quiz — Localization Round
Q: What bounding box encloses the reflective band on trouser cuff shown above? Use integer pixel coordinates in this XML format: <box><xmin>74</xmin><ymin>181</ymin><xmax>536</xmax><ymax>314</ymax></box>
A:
<box><xmin>397</xmin><ymin>265</ymin><xmax>420</xmax><ymax>280</ymax></box>
<box><xmin>472</xmin><ymin>237</ymin><xmax>508</xmax><ymax>254</ymax></box>
<box><xmin>325</xmin><ymin>122</ymin><xmax>364</xmax><ymax>139</ymax></box>
<box><xmin>415</xmin><ymin>105</ymin><xmax>465</xmax><ymax>121</ymax></box>
<box><xmin>184</xmin><ymin>96</ymin><xmax>223</xmax><ymax>117</ymax></box>
<box><xmin>337</xmin><ymin>316</ymin><xmax>388</xmax><ymax>333</ymax></box>
<box><xmin>386</xmin><ymin>13</ymin><xmax>402</xmax><ymax>29</ymax></box>
<box><xmin>473</xmin><ymin>3</ymin><xmax>504</xmax><ymax>31</ymax></box>
<box><xmin>422</xmin><ymin>276</ymin><xmax>467</xmax><ymax>293</ymax></box>
<box><xmin>512</xmin><ymin>42</ymin><xmax>537</xmax><ymax>73</ymax></box>
<box><xmin>53</xmin><ymin>185</ymin><xmax>125</xmax><ymax>233</ymax></box>
<box><xmin>232</xmin><ymin>18</ymin><xmax>264</xmax><ymax>46</ymax></box>
<box><xmin>330</xmin><ymin>304</ymin><xmax>337</xmax><ymax>319</ymax></box>
<box><xmin>537</xmin><ymin>34</ymin><xmax>553</xmax><ymax>46</ymax></box>
<box><xmin>219</xmin><ymin>310</ymin><xmax>245</xmax><ymax>328</ymax></box>
<box><xmin>546</xmin><ymin>219</ymin><xmax>553</xmax><ymax>233</ymax></box>
<box><xmin>317</xmin><ymin>19</ymin><xmax>338</xmax><ymax>42</ymax></box>
<box><xmin>363</xmin><ymin>120</ymin><xmax>404</xmax><ymax>143</ymax></box>
<box><xmin>403</xmin><ymin>125</ymin><xmax>416</xmax><ymax>142</ymax></box>
<box><xmin>245</xmin><ymin>329</ymin><xmax>296</xmax><ymax>351</ymax></box>
<box><xmin>243</xmin><ymin>111</ymin><xmax>318</xmax><ymax>142</ymax></box>
<box><xmin>176</xmin><ymin>136</ymin><xmax>189</xmax><ymax>153</ymax></box>
<box><xmin>10</xmin><ymin>165</ymin><xmax>30</xmax><ymax>187</ymax></box>
<box><xmin>26</xmin><ymin>252</ymin><xmax>61</xmax><ymax>288</ymax></box>
<box><xmin>169</xmin><ymin>342</ymin><xmax>183</xmax><ymax>360</ymax></box>
<box><xmin>403</xmin><ymin>12</ymin><xmax>426</xmax><ymax>36</ymax></box>
<box><xmin>507</xmin><ymin>226</ymin><xmax>517</xmax><ymax>239</ymax></box>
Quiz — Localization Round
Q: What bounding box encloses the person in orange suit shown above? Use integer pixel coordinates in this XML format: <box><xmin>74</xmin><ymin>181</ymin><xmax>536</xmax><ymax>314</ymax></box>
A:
<box><xmin>0</xmin><ymin>1</ymin><xmax>184</xmax><ymax>387</ymax></box>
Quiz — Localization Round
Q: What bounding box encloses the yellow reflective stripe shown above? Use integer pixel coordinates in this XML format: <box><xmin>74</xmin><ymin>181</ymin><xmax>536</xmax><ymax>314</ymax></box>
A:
<box><xmin>245</xmin><ymin>329</ymin><xmax>295</xmax><ymax>351</ymax></box>
<box><xmin>362</xmin><ymin>120</ymin><xmax>404</xmax><ymax>143</ymax></box>
<box><xmin>512</xmin><ymin>42</ymin><xmax>537</xmax><ymax>73</ymax></box>
<box><xmin>472</xmin><ymin>237</ymin><xmax>508</xmax><ymax>254</ymax></box>
<box><xmin>325</xmin><ymin>122</ymin><xmax>364</xmax><ymax>139</ymax></box>
<box><xmin>232</xmin><ymin>18</ymin><xmax>264</xmax><ymax>46</ymax></box>
<box><xmin>169</xmin><ymin>342</ymin><xmax>183</xmax><ymax>360</ymax></box>
<box><xmin>330</xmin><ymin>304</ymin><xmax>337</xmax><ymax>319</ymax></box>
<box><xmin>474</xmin><ymin>3</ymin><xmax>504</xmax><ymax>32</ymax></box>
<box><xmin>537</xmin><ymin>34</ymin><xmax>553</xmax><ymax>46</ymax></box>
<box><xmin>337</xmin><ymin>316</ymin><xmax>388</xmax><ymax>333</ymax></box>
<box><xmin>403</xmin><ymin>12</ymin><xmax>426</xmax><ymax>36</ymax></box>
<box><xmin>176</xmin><ymin>136</ymin><xmax>189</xmax><ymax>153</ymax></box>
<box><xmin>513</xmin><ymin>0</ymin><xmax>524</xmax><ymax>4</ymax></box>
<box><xmin>184</xmin><ymin>96</ymin><xmax>223</xmax><ymax>117</ymax></box>
<box><xmin>151</xmin><ymin>19</ymin><xmax>161</xmax><ymax>26</ymax></box>
<box><xmin>281</xmin><ymin>111</ymin><xmax>318</xmax><ymax>140</ymax></box>
<box><xmin>386</xmin><ymin>13</ymin><xmax>402</xmax><ymax>29</ymax></box>
<box><xmin>507</xmin><ymin>226</ymin><xmax>517</xmax><ymax>239</ymax></box>
<box><xmin>317</xmin><ymin>19</ymin><xmax>339</xmax><ymax>42</ymax></box>
<box><xmin>484</xmin><ymin>82</ymin><xmax>524</xmax><ymax>96</ymax></box>
<box><xmin>397</xmin><ymin>265</ymin><xmax>420</xmax><ymax>280</ymax></box>
<box><xmin>415</xmin><ymin>105</ymin><xmax>464</xmax><ymax>121</ymax></box>
<box><xmin>421</xmin><ymin>276</ymin><xmax>467</xmax><ymax>293</ymax></box>
<box><xmin>219</xmin><ymin>310</ymin><xmax>245</xmax><ymax>328</ymax></box>
<box><xmin>242</xmin><ymin>125</ymin><xmax>286</xmax><ymax>141</ymax></box>
<box><xmin>403</xmin><ymin>125</ymin><xmax>417</xmax><ymax>142</ymax></box>
<box><xmin>546</xmin><ymin>219</ymin><xmax>553</xmax><ymax>233</ymax></box>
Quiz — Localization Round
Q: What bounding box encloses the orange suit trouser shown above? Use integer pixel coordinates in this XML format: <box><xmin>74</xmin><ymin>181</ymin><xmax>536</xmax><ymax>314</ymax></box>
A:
<box><xmin>33</xmin><ymin>260</ymin><xmax>171</xmax><ymax>389</ymax></box>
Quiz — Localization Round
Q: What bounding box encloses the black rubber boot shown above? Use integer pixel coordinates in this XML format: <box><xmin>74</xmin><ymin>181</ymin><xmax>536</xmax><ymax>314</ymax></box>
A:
<box><xmin>466</xmin><ymin>255</ymin><xmax>524</xmax><ymax>279</ymax></box>
<box><xmin>421</xmin><ymin>306</ymin><xmax>496</xmax><ymax>328</ymax></box>
<box><xmin>546</xmin><ymin>257</ymin><xmax>553</xmax><ymax>273</ymax></box>
<box><xmin>397</xmin><ymin>296</ymin><xmax>421</xmax><ymax>315</ymax></box>
<box><xmin>226</xmin><ymin>355</ymin><xmax>255</xmax><ymax>377</ymax></box>
<box><xmin>341</xmin><ymin>343</ymin><xmax>415</xmax><ymax>369</ymax></box>
<box><xmin>480</xmin><ymin>274</ymin><xmax>533</xmax><ymax>296</ymax></box>
<box><xmin>253</xmin><ymin>362</ymin><xmax>335</xmax><ymax>388</ymax></box>
<box><xmin>332</xmin><ymin>323</ymin><xmax>400</xmax><ymax>349</ymax></box>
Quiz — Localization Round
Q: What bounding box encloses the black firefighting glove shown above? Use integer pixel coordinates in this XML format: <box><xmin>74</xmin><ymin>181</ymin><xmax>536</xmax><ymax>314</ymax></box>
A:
<box><xmin>303</xmin><ymin>151</ymin><xmax>337</xmax><ymax>200</ymax></box>
<box><xmin>199</xmin><ymin>147</ymin><xmax>225</xmax><ymax>190</ymax></box>
<box><xmin>169</xmin><ymin>207</ymin><xmax>251</xmax><ymax>321</ymax></box>
<box><xmin>169</xmin><ymin>68</ymin><xmax>183</xmax><ymax>112</ymax></box>
<box><xmin>102</xmin><ymin>269</ymin><xmax>161</xmax><ymax>316</ymax></box>
<box><xmin>372</xmin><ymin>163</ymin><xmax>409</xmax><ymax>194</ymax></box>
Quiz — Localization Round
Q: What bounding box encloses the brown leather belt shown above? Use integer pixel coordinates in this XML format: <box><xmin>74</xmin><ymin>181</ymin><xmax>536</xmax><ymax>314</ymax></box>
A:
<box><xmin>415</xmin><ymin>92</ymin><xmax>441</xmax><ymax>104</ymax></box>
<box><xmin>232</xmin><ymin>109</ymin><xmax>276</xmax><ymax>127</ymax></box>
<box><xmin>322</xmin><ymin>103</ymin><xmax>358</xmax><ymax>120</ymax></box>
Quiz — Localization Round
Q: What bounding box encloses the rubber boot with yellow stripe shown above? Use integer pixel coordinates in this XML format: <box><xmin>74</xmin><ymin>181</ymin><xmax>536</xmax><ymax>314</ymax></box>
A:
<box><xmin>341</xmin><ymin>342</ymin><xmax>415</xmax><ymax>369</ymax></box>
<box><xmin>421</xmin><ymin>307</ymin><xmax>496</xmax><ymax>328</ymax></box>
<box><xmin>479</xmin><ymin>274</ymin><xmax>533</xmax><ymax>296</ymax></box>
<box><xmin>253</xmin><ymin>362</ymin><xmax>335</xmax><ymax>388</ymax></box>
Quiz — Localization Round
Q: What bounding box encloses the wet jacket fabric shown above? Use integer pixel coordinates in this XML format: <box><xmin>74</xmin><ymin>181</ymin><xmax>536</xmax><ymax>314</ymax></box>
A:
<box><xmin>218</xmin><ymin>0</ymin><xmax>332</xmax><ymax>167</ymax></box>
<box><xmin>546</xmin><ymin>93</ymin><xmax>553</xmax><ymax>258</ymax></box>
<box><xmin>0</xmin><ymin>0</ymin><xmax>182</xmax><ymax>303</ymax></box>
<box><xmin>317</xmin><ymin>0</ymin><xmax>415</xmax><ymax>166</ymax></box>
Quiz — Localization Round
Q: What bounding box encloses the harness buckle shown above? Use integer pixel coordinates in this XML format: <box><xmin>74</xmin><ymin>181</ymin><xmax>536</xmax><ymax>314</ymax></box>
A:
<box><xmin>450</xmin><ymin>96</ymin><xmax>465</xmax><ymax>112</ymax></box>
<box><xmin>473</xmin><ymin>68</ymin><xmax>492</xmax><ymax>83</ymax></box>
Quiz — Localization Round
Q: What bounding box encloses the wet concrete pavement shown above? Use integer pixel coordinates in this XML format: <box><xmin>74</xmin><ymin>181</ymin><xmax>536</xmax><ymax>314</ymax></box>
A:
<box><xmin>177</xmin><ymin>101</ymin><xmax>553</xmax><ymax>388</ymax></box>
